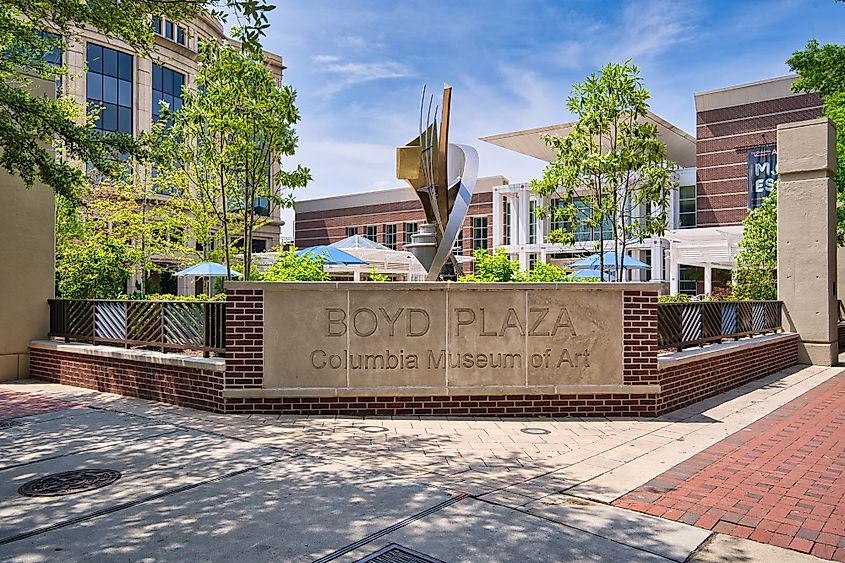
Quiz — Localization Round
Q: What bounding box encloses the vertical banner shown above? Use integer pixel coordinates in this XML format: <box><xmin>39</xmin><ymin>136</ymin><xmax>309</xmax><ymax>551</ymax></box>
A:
<box><xmin>747</xmin><ymin>145</ymin><xmax>778</xmax><ymax>209</ymax></box>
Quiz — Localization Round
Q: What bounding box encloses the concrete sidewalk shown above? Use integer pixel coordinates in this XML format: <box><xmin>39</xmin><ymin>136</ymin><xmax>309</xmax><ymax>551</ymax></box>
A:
<box><xmin>0</xmin><ymin>364</ymin><xmax>840</xmax><ymax>562</ymax></box>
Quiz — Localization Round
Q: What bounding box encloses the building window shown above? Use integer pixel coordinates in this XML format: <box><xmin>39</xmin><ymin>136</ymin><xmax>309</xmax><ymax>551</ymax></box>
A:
<box><xmin>503</xmin><ymin>200</ymin><xmax>511</xmax><ymax>245</ymax></box>
<box><xmin>86</xmin><ymin>43</ymin><xmax>133</xmax><ymax>134</ymax></box>
<box><xmin>253</xmin><ymin>196</ymin><xmax>270</xmax><ymax>217</ymax></box>
<box><xmin>641</xmin><ymin>250</ymin><xmax>652</xmax><ymax>282</ymax></box>
<box><xmin>528</xmin><ymin>200</ymin><xmax>538</xmax><ymax>244</ymax></box>
<box><xmin>679</xmin><ymin>185</ymin><xmax>696</xmax><ymax>228</ymax></box>
<box><xmin>152</xmin><ymin>16</ymin><xmax>162</xmax><ymax>34</ymax></box>
<box><xmin>404</xmin><ymin>222</ymin><xmax>418</xmax><ymax>246</ymax></box>
<box><xmin>346</xmin><ymin>226</ymin><xmax>358</xmax><ymax>237</ymax></box>
<box><xmin>251</xmin><ymin>238</ymin><xmax>267</xmax><ymax>253</ymax></box>
<box><xmin>35</xmin><ymin>31</ymin><xmax>62</xmax><ymax>67</ymax></box>
<box><xmin>176</xmin><ymin>26</ymin><xmax>186</xmax><ymax>46</ymax></box>
<box><xmin>384</xmin><ymin>224</ymin><xmax>397</xmax><ymax>250</ymax></box>
<box><xmin>679</xmin><ymin>265</ymin><xmax>700</xmax><ymax>296</ymax></box>
<box><xmin>151</xmin><ymin>64</ymin><xmax>184</xmax><ymax>124</ymax></box>
<box><xmin>365</xmin><ymin>225</ymin><xmax>377</xmax><ymax>241</ymax></box>
<box><xmin>528</xmin><ymin>253</ymin><xmax>538</xmax><ymax>270</ymax></box>
<box><xmin>453</xmin><ymin>230</ymin><xmax>464</xmax><ymax>255</ymax></box>
<box><xmin>472</xmin><ymin>217</ymin><xmax>488</xmax><ymax>250</ymax></box>
<box><xmin>165</xmin><ymin>20</ymin><xmax>174</xmax><ymax>40</ymax></box>
<box><xmin>550</xmin><ymin>198</ymin><xmax>565</xmax><ymax>232</ymax></box>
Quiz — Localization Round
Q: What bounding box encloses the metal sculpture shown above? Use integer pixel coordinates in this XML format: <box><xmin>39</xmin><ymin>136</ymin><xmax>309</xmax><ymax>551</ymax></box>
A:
<box><xmin>396</xmin><ymin>84</ymin><xmax>479</xmax><ymax>281</ymax></box>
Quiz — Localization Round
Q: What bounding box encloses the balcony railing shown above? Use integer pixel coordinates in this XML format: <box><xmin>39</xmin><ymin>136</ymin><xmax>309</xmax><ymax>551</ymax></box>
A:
<box><xmin>658</xmin><ymin>300</ymin><xmax>783</xmax><ymax>351</ymax></box>
<box><xmin>48</xmin><ymin>299</ymin><xmax>226</xmax><ymax>355</ymax></box>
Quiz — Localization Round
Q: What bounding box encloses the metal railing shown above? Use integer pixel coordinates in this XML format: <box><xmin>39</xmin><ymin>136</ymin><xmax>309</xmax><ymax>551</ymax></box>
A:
<box><xmin>658</xmin><ymin>300</ymin><xmax>783</xmax><ymax>351</ymax></box>
<box><xmin>48</xmin><ymin>299</ymin><xmax>226</xmax><ymax>355</ymax></box>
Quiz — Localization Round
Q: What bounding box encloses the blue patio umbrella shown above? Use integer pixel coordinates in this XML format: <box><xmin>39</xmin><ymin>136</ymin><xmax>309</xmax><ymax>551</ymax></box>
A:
<box><xmin>570</xmin><ymin>268</ymin><xmax>606</xmax><ymax>280</ymax></box>
<box><xmin>174</xmin><ymin>262</ymin><xmax>242</xmax><ymax>278</ymax></box>
<box><xmin>569</xmin><ymin>252</ymin><xmax>650</xmax><ymax>270</ymax></box>
<box><xmin>295</xmin><ymin>245</ymin><xmax>366</xmax><ymax>265</ymax></box>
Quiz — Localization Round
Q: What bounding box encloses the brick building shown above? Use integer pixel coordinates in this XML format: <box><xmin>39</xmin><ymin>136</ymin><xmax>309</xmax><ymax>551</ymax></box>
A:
<box><xmin>695</xmin><ymin>75</ymin><xmax>823</xmax><ymax>227</ymax></box>
<box><xmin>295</xmin><ymin>175</ymin><xmax>507</xmax><ymax>257</ymax></box>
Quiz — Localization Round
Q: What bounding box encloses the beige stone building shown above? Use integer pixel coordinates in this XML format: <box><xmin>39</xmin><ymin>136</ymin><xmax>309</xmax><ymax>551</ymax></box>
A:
<box><xmin>59</xmin><ymin>14</ymin><xmax>286</xmax><ymax>294</ymax></box>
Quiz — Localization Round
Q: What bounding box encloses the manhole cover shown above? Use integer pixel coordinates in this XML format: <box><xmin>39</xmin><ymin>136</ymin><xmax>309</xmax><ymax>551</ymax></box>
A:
<box><xmin>520</xmin><ymin>427</ymin><xmax>550</xmax><ymax>435</ymax></box>
<box><xmin>359</xmin><ymin>426</ymin><xmax>388</xmax><ymax>433</ymax></box>
<box><xmin>18</xmin><ymin>469</ymin><xmax>122</xmax><ymax>497</ymax></box>
<box><xmin>356</xmin><ymin>544</ymin><xmax>443</xmax><ymax>563</ymax></box>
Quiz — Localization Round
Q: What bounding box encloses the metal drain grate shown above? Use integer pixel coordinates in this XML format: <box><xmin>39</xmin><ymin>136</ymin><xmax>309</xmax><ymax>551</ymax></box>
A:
<box><xmin>0</xmin><ymin>420</ymin><xmax>23</xmax><ymax>429</ymax></box>
<box><xmin>356</xmin><ymin>544</ymin><xmax>444</xmax><ymax>563</ymax></box>
<box><xmin>359</xmin><ymin>426</ymin><xmax>388</xmax><ymax>433</ymax></box>
<box><xmin>18</xmin><ymin>469</ymin><xmax>122</xmax><ymax>497</ymax></box>
<box><xmin>520</xmin><ymin>427</ymin><xmax>550</xmax><ymax>435</ymax></box>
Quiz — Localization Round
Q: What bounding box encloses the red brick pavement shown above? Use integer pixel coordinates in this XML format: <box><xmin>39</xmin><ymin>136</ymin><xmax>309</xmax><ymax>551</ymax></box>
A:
<box><xmin>0</xmin><ymin>388</ymin><xmax>78</xmax><ymax>421</ymax></box>
<box><xmin>614</xmin><ymin>371</ymin><xmax>845</xmax><ymax>561</ymax></box>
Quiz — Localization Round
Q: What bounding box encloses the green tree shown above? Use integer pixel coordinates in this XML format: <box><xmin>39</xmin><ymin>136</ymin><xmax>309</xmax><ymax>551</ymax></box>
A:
<box><xmin>531</xmin><ymin>61</ymin><xmax>678</xmax><ymax>281</ymax></box>
<box><xmin>459</xmin><ymin>248</ymin><xmax>522</xmax><ymax>282</ymax></box>
<box><xmin>56</xmin><ymin>233</ymin><xmax>131</xmax><ymax>299</ymax></box>
<box><xmin>262</xmin><ymin>250</ymin><xmax>329</xmax><ymax>282</ymax></box>
<box><xmin>367</xmin><ymin>269</ymin><xmax>390</xmax><ymax>282</ymax></box>
<box><xmin>521</xmin><ymin>261</ymin><xmax>570</xmax><ymax>282</ymax></box>
<box><xmin>2</xmin><ymin>0</ymin><xmax>275</xmax><ymax>200</ymax></box>
<box><xmin>151</xmin><ymin>39</ymin><xmax>309</xmax><ymax>282</ymax></box>
<box><xmin>733</xmin><ymin>192</ymin><xmax>778</xmax><ymax>300</ymax></box>
<box><xmin>788</xmin><ymin>21</ymin><xmax>845</xmax><ymax>244</ymax></box>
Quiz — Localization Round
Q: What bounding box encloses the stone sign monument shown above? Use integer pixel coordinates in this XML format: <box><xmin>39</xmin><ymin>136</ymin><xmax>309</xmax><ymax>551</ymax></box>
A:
<box><xmin>262</xmin><ymin>283</ymin><xmax>627</xmax><ymax>394</ymax></box>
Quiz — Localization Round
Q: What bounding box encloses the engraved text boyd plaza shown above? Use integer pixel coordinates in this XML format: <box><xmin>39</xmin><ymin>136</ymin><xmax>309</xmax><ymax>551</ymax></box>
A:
<box><xmin>310</xmin><ymin>304</ymin><xmax>589</xmax><ymax>372</ymax></box>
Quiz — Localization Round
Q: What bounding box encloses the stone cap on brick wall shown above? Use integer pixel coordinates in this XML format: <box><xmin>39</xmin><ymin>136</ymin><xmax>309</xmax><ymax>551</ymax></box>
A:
<box><xmin>29</xmin><ymin>340</ymin><xmax>226</xmax><ymax>373</ymax></box>
<box><xmin>226</xmin><ymin>281</ymin><xmax>664</xmax><ymax>292</ymax></box>
<box><xmin>658</xmin><ymin>332</ymin><xmax>798</xmax><ymax>369</ymax></box>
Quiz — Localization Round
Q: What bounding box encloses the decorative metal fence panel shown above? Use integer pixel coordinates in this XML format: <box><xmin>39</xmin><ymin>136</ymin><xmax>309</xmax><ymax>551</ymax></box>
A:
<box><xmin>658</xmin><ymin>300</ymin><xmax>782</xmax><ymax>351</ymax></box>
<box><xmin>48</xmin><ymin>300</ymin><xmax>226</xmax><ymax>355</ymax></box>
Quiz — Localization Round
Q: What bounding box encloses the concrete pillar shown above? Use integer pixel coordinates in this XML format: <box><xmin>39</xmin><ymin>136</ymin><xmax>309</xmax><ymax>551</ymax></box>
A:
<box><xmin>492</xmin><ymin>188</ymin><xmax>503</xmax><ymax>248</ymax></box>
<box><xmin>0</xmin><ymin>76</ymin><xmax>56</xmax><ymax>381</ymax></box>
<box><xmin>704</xmin><ymin>264</ymin><xmax>713</xmax><ymax>295</ymax></box>
<box><xmin>669</xmin><ymin>248</ymin><xmax>679</xmax><ymax>296</ymax></box>
<box><xmin>518</xmin><ymin>188</ymin><xmax>529</xmax><ymax>246</ymax></box>
<box><xmin>508</xmin><ymin>195</ymin><xmax>519</xmax><ymax>249</ymax></box>
<box><xmin>777</xmin><ymin>118</ymin><xmax>838</xmax><ymax>366</ymax></box>
<box><xmin>651</xmin><ymin>239</ymin><xmax>664</xmax><ymax>282</ymax></box>
<box><xmin>535</xmin><ymin>196</ymin><xmax>545</xmax><ymax>246</ymax></box>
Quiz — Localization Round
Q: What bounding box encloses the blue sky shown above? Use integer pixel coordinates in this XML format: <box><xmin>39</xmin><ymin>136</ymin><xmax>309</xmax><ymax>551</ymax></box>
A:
<box><xmin>263</xmin><ymin>0</ymin><xmax>844</xmax><ymax>227</ymax></box>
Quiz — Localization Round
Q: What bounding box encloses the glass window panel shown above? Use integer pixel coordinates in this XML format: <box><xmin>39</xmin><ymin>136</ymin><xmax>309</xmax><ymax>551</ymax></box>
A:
<box><xmin>102</xmin><ymin>47</ymin><xmax>117</xmax><ymax>77</ymax></box>
<box><xmin>118</xmin><ymin>106</ymin><xmax>132</xmax><ymax>133</ymax></box>
<box><xmin>163</xmin><ymin>68</ymin><xmax>174</xmax><ymax>94</ymax></box>
<box><xmin>165</xmin><ymin>21</ymin><xmax>174</xmax><ymax>40</ymax></box>
<box><xmin>102</xmin><ymin>76</ymin><xmax>118</xmax><ymax>104</ymax></box>
<box><xmin>86</xmin><ymin>43</ymin><xmax>102</xmax><ymax>73</ymax></box>
<box><xmin>118</xmin><ymin>52</ymin><xmax>131</xmax><ymax>81</ymax></box>
<box><xmin>152</xmin><ymin>16</ymin><xmax>162</xmax><ymax>34</ymax></box>
<box><xmin>100</xmin><ymin>103</ymin><xmax>118</xmax><ymax>131</ymax></box>
<box><xmin>177</xmin><ymin>26</ymin><xmax>186</xmax><ymax>45</ymax></box>
<box><xmin>86</xmin><ymin>72</ymin><xmax>102</xmax><ymax>100</ymax></box>
<box><xmin>118</xmin><ymin>79</ymin><xmax>131</xmax><ymax>107</ymax></box>
<box><xmin>679</xmin><ymin>200</ymin><xmax>695</xmax><ymax>214</ymax></box>
<box><xmin>174</xmin><ymin>73</ymin><xmax>183</xmax><ymax>94</ymax></box>
<box><xmin>172</xmin><ymin>98</ymin><xmax>182</xmax><ymax>112</ymax></box>
<box><xmin>152</xmin><ymin>64</ymin><xmax>162</xmax><ymax>91</ymax></box>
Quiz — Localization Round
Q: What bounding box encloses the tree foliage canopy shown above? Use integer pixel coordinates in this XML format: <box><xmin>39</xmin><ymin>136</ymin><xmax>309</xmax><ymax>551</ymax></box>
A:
<box><xmin>733</xmin><ymin>191</ymin><xmax>778</xmax><ymax>301</ymax></box>
<box><xmin>1</xmin><ymin>0</ymin><xmax>275</xmax><ymax>200</ymax></box>
<box><xmin>261</xmin><ymin>250</ymin><xmax>329</xmax><ymax>282</ymax></box>
<box><xmin>788</xmin><ymin>29</ymin><xmax>845</xmax><ymax>244</ymax></box>
<box><xmin>530</xmin><ymin>61</ymin><xmax>678</xmax><ymax>281</ymax></box>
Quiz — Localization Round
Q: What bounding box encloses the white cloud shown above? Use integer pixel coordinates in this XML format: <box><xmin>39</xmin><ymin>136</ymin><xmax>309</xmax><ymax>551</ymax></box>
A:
<box><xmin>313</xmin><ymin>55</ymin><xmax>340</xmax><ymax>63</ymax></box>
<box><xmin>311</xmin><ymin>58</ymin><xmax>416</xmax><ymax>97</ymax></box>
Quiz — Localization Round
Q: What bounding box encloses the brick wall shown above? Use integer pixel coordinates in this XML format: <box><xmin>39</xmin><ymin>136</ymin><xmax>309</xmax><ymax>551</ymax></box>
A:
<box><xmin>294</xmin><ymin>191</ymin><xmax>494</xmax><ymax>254</ymax></box>
<box><xmin>29</xmin><ymin>346</ymin><xmax>223</xmax><ymax>412</ymax></box>
<box><xmin>696</xmin><ymin>92</ymin><xmax>822</xmax><ymax>227</ymax></box>
<box><xmin>623</xmin><ymin>290</ymin><xmax>659</xmax><ymax>386</ymax></box>
<box><xmin>29</xmin><ymin>290</ymin><xmax>800</xmax><ymax>418</ymax></box>
<box><xmin>657</xmin><ymin>334</ymin><xmax>800</xmax><ymax>415</ymax></box>
<box><xmin>225</xmin><ymin>288</ymin><xmax>264</xmax><ymax>390</ymax></box>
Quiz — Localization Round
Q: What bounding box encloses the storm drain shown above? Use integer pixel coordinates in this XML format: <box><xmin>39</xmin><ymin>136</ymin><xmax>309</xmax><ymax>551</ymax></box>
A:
<box><xmin>18</xmin><ymin>469</ymin><xmax>122</xmax><ymax>497</ymax></box>
<box><xmin>356</xmin><ymin>544</ymin><xmax>444</xmax><ymax>563</ymax></box>
<box><xmin>359</xmin><ymin>426</ymin><xmax>389</xmax><ymax>433</ymax></box>
<box><xmin>520</xmin><ymin>427</ymin><xmax>550</xmax><ymax>435</ymax></box>
<box><xmin>0</xmin><ymin>420</ymin><xmax>23</xmax><ymax>429</ymax></box>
